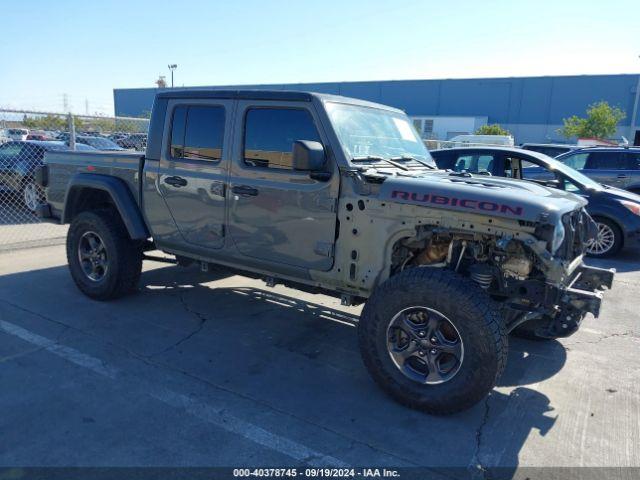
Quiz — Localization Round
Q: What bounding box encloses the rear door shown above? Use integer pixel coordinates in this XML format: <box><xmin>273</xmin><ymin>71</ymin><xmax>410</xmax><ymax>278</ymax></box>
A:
<box><xmin>158</xmin><ymin>99</ymin><xmax>231</xmax><ymax>250</ymax></box>
<box><xmin>582</xmin><ymin>151</ymin><xmax>627</xmax><ymax>187</ymax></box>
<box><xmin>227</xmin><ymin>100</ymin><xmax>339</xmax><ymax>271</ymax></box>
<box><xmin>622</xmin><ymin>151</ymin><xmax>640</xmax><ymax>191</ymax></box>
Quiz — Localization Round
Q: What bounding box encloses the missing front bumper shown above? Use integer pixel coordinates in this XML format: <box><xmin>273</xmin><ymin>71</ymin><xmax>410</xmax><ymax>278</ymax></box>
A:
<box><xmin>564</xmin><ymin>264</ymin><xmax>616</xmax><ymax>318</ymax></box>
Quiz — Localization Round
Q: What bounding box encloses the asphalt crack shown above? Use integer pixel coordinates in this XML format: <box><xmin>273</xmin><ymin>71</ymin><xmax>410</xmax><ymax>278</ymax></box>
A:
<box><xmin>469</xmin><ymin>394</ymin><xmax>491</xmax><ymax>480</ymax></box>
<box><xmin>148</xmin><ymin>290</ymin><xmax>210</xmax><ymax>357</ymax></box>
<box><xmin>564</xmin><ymin>330</ymin><xmax>638</xmax><ymax>348</ymax></box>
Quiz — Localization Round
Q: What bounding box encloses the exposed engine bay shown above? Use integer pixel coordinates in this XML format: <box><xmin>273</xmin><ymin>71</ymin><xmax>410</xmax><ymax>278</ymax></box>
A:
<box><xmin>390</xmin><ymin>227</ymin><xmax>612</xmax><ymax>338</ymax></box>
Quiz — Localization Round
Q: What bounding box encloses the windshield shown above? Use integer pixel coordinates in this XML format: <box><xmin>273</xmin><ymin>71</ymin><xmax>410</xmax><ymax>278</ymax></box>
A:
<box><xmin>83</xmin><ymin>137</ymin><xmax>122</xmax><ymax>149</ymax></box>
<box><xmin>325</xmin><ymin>102</ymin><xmax>435</xmax><ymax>166</ymax></box>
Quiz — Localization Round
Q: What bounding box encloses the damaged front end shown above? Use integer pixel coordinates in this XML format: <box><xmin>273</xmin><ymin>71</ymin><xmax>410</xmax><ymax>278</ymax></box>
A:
<box><xmin>503</xmin><ymin>209</ymin><xmax>616</xmax><ymax>338</ymax></box>
<box><xmin>390</xmin><ymin>207</ymin><xmax>615</xmax><ymax>339</ymax></box>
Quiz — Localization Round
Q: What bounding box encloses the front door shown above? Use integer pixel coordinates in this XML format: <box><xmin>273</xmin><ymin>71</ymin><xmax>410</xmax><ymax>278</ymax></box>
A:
<box><xmin>158</xmin><ymin>100</ymin><xmax>232</xmax><ymax>250</ymax></box>
<box><xmin>227</xmin><ymin>101</ymin><xmax>338</xmax><ymax>271</ymax></box>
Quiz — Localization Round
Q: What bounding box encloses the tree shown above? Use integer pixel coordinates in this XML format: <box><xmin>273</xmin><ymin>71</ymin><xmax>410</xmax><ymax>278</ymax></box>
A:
<box><xmin>475</xmin><ymin>124</ymin><xmax>510</xmax><ymax>136</ymax></box>
<box><xmin>558</xmin><ymin>101</ymin><xmax>625</xmax><ymax>140</ymax></box>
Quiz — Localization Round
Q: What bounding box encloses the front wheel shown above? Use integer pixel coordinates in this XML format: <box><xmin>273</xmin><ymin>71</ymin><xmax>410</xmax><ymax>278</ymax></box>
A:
<box><xmin>586</xmin><ymin>217</ymin><xmax>622</xmax><ymax>258</ymax></box>
<box><xmin>66</xmin><ymin>209</ymin><xmax>143</xmax><ymax>300</ymax></box>
<box><xmin>358</xmin><ymin>268</ymin><xmax>508</xmax><ymax>414</ymax></box>
<box><xmin>22</xmin><ymin>181</ymin><xmax>44</xmax><ymax>213</ymax></box>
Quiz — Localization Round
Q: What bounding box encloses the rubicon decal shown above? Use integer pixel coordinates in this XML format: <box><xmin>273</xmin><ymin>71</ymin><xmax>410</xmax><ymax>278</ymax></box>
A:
<box><xmin>391</xmin><ymin>190</ymin><xmax>524</xmax><ymax>216</ymax></box>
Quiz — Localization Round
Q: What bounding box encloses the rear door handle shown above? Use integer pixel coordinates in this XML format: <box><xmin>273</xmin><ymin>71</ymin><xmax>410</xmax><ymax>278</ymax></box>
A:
<box><xmin>617</xmin><ymin>174</ymin><xmax>629</xmax><ymax>179</ymax></box>
<box><xmin>164</xmin><ymin>176</ymin><xmax>188</xmax><ymax>187</ymax></box>
<box><xmin>232</xmin><ymin>185</ymin><xmax>259</xmax><ymax>197</ymax></box>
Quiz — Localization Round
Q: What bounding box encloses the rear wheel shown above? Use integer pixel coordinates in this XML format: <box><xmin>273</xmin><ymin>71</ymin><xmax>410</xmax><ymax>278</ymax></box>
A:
<box><xmin>66</xmin><ymin>209</ymin><xmax>143</xmax><ymax>300</ymax></box>
<box><xmin>586</xmin><ymin>217</ymin><xmax>622</xmax><ymax>258</ymax></box>
<box><xmin>358</xmin><ymin>268</ymin><xmax>507</xmax><ymax>414</ymax></box>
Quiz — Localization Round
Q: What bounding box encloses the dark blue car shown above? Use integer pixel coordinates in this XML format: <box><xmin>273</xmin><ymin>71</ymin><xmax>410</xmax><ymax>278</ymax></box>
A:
<box><xmin>431</xmin><ymin>146</ymin><xmax>640</xmax><ymax>257</ymax></box>
<box><xmin>555</xmin><ymin>146</ymin><xmax>640</xmax><ymax>193</ymax></box>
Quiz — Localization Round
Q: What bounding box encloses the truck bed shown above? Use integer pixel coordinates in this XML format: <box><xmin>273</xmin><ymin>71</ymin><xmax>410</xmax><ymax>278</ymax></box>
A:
<box><xmin>44</xmin><ymin>150</ymin><xmax>144</xmax><ymax>220</ymax></box>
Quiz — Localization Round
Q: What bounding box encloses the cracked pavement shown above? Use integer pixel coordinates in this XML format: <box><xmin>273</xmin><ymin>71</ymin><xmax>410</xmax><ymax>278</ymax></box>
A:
<box><xmin>0</xmin><ymin>244</ymin><xmax>639</xmax><ymax>470</ymax></box>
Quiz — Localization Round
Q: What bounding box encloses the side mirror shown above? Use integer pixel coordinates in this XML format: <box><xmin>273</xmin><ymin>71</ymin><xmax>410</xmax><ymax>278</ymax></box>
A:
<box><xmin>292</xmin><ymin>140</ymin><xmax>325</xmax><ymax>171</ymax></box>
<box><xmin>545</xmin><ymin>179</ymin><xmax>561</xmax><ymax>189</ymax></box>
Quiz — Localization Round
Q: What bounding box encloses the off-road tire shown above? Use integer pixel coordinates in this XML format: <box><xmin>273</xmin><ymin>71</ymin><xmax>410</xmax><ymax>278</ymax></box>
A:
<box><xmin>358</xmin><ymin>268</ymin><xmax>508</xmax><ymax>414</ymax></box>
<box><xmin>66</xmin><ymin>209</ymin><xmax>143</xmax><ymax>300</ymax></box>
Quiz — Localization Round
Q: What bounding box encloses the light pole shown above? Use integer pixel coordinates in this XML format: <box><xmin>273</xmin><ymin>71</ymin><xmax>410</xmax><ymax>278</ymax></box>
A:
<box><xmin>168</xmin><ymin>64</ymin><xmax>177</xmax><ymax>88</ymax></box>
<box><xmin>630</xmin><ymin>56</ymin><xmax>640</xmax><ymax>145</ymax></box>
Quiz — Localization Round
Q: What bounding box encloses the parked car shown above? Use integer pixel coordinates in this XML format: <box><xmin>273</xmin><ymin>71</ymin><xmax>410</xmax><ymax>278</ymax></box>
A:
<box><xmin>26</xmin><ymin>132</ymin><xmax>53</xmax><ymax>141</ymax></box>
<box><xmin>555</xmin><ymin>147</ymin><xmax>640</xmax><ymax>194</ymax></box>
<box><xmin>431</xmin><ymin>146</ymin><xmax>640</xmax><ymax>257</ymax></box>
<box><xmin>446</xmin><ymin>134</ymin><xmax>514</xmax><ymax>148</ymax></box>
<box><xmin>0</xmin><ymin>129</ymin><xmax>11</xmax><ymax>144</ymax></box>
<box><xmin>36</xmin><ymin>89</ymin><xmax>613</xmax><ymax>414</ymax></box>
<box><xmin>117</xmin><ymin>133</ymin><xmax>147</xmax><ymax>150</ymax></box>
<box><xmin>521</xmin><ymin>143</ymin><xmax>580</xmax><ymax>157</ymax></box>
<box><xmin>6</xmin><ymin>128</ymin><xmax>29</xmax><ymax>141</ymax></box>
<box><xmin>75</xmin><ymin>135</ymin><xmax>124</xmax><ymax>151</ymax></box>
<box><xmin>108</xmin><ymin>132</ymin><xmax>129</xmax><ymax>142</ymax></box>
<box><xmin>0</xmin><ymin>140</ymin><xmax>95</xmax><ymax>212</ymax></box>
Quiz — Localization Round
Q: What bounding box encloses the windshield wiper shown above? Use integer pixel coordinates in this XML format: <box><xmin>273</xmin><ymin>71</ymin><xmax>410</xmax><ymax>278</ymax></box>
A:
<box><xmin>389</xmin><ymin>155</ymin><xmax>436</xmax><ymax>169</ymax></box>
<box><xmin>352</xmin><ymin>155</ymin><xmax>409</xmax><ymax>171</ymax></box>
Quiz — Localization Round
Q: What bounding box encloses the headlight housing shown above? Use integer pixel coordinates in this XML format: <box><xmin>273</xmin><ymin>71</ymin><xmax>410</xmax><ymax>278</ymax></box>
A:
<box><xmin>551</xmin><ymin>221</ymin><xmax>566</xmax><ymax>254</ymax></box>
<box><xmin>620</xmin><ymin>200</ymin><xmax>640</xmax><ymax>216</ymax></box>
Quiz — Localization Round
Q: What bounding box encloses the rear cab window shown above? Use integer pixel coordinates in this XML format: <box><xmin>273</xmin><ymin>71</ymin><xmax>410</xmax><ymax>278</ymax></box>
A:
<box><xmin>243</xmin><ymin>108</ymin><xmax>321</xmax><ymax>170</ymax></box>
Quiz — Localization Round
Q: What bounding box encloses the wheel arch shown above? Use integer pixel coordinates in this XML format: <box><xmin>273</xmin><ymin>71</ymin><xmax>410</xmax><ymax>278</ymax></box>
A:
<box><xmin>62</xmin><ymin>174</ymin><xmax>149</xmax><ymax>240</ymax></box>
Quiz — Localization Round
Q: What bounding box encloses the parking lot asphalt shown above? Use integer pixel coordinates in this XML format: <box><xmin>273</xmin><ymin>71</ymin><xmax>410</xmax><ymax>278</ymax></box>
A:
<box><xmin>0</xmin><ymin>244</ymin><xmax>639</xmax><ymax>473</ymax></box>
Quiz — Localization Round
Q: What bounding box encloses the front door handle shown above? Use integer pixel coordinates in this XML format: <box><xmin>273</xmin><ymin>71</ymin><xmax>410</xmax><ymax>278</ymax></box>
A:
<box><xmin>617</xmin><ymin>174</ymin><xmax>629</xmax><ymax>179</ymax></box>
<box><xmin>232</xmin><ymin>185</ymin><xmax>259</xmax><ymax>197</ymax></box>
<box><xmin>164</xmin><ymin>176</ymin><xmax>188</xmax><ymax>187</ymax></box>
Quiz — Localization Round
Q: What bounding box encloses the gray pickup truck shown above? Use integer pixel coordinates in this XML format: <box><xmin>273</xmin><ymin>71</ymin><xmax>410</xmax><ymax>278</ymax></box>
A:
<box><xmin>35</xmin><ymin>89</ymin><xmax>614</xmax><ymax>414</ymax></box>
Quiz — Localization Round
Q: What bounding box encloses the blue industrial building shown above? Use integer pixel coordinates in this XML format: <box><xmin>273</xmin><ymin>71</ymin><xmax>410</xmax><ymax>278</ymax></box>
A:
<box><xmin>113</xmin><ymin>73</ymin><xmax>640</xmax><ymax>144</ymax></box>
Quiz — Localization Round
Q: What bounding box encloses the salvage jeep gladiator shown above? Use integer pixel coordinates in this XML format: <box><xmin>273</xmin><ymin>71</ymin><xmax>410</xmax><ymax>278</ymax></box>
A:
<box><xmin>35</xmin><ymin>89</ymin><xmax>615</xmax><ymax>414</ymax></box>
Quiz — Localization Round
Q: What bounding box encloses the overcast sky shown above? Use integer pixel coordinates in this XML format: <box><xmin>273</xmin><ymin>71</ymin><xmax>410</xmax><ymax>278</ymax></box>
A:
<box><xmin>1</xmin><ymin>0</ymin><xmax>638</xmax><ymax>115</ymax></box>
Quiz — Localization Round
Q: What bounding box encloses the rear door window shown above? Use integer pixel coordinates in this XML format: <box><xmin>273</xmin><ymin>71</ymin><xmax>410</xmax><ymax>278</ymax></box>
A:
<box><xmin>170</xmin><ymin>105</ymin><xmax>225</xmax><ymax>161</ymax></box>
<box><xmin>624</xmin><ymin>152</ymin><xmax>640</xmax><ymax>170</ymax></box>
<box><xmin>585</xmin><ymin>151</ymin><xmax>625</xmax><ymax>169</ymax></box>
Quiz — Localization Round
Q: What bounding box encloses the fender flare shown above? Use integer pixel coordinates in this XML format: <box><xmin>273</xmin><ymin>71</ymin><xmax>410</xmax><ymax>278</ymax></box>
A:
<box><xmin>62</xmin><ymin>173</ymin><xmax>149</xmax><ymax>240</ymax></box>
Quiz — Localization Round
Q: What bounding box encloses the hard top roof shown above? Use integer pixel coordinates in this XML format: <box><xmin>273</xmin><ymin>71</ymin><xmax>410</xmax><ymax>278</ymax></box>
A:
<box><xmin>155</xmin><ymin>88</ymin><xmax>401</xmax><ymax>112</ymax></box>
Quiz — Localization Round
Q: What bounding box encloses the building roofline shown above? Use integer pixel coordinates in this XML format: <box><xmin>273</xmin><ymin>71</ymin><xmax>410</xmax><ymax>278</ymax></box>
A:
<box><xmin>114</xmin><ymin>72</ymin><xmax>640</xmax><ymax>93</ymax></box>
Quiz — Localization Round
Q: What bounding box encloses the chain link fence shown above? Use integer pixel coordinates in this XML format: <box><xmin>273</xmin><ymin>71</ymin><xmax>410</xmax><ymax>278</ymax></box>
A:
<box><xmin>0</xmin><ymin>109</ymin><xmax>149</xmax><ymax>251</ymax></box>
